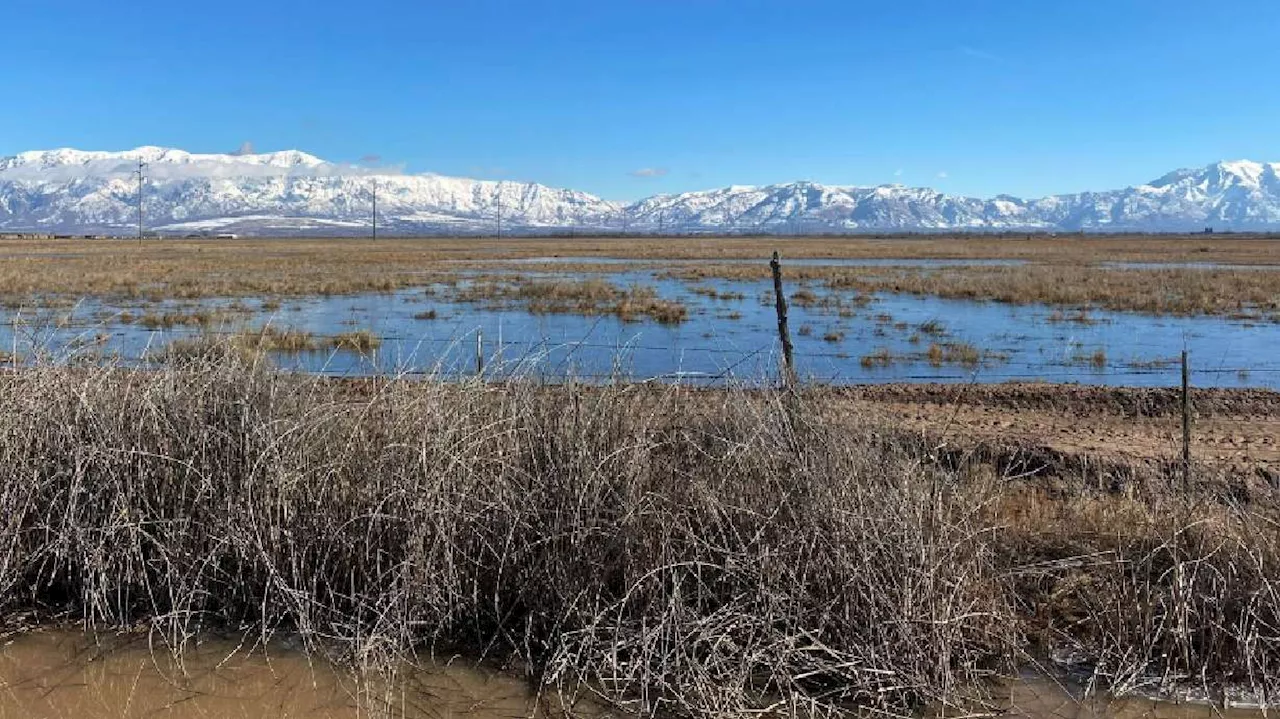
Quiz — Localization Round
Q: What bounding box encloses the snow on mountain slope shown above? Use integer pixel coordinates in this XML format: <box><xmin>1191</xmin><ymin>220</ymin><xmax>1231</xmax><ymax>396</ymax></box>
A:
<box><xmin>2</xmin><ymin>147</ymin><xmax>1280</xmax><ymax>234</ymax></box>
<box><xmin>0</xmin><ymin>147</ymin><xmax>620</xmax><ymax>233</ymax></box>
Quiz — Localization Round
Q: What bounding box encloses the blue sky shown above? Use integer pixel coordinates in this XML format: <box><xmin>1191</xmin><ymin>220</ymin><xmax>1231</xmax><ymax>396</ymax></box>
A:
<box><xmin>3</xmin><ymin>0</ymin><xmax>1279</xmax><ymax>201</ymax></box>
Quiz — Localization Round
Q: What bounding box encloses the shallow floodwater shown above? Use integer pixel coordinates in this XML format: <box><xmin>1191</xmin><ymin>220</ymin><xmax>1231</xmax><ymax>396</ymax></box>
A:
<box><xmin>2</xmin><ymin>268</ymin><xmax>1277</xmax><ymax>388</ymax></box>
<box><xmin>1003</xmin><ymin>675</ymin><xmax>1270</xmax><ymax>719</ymax></box>
<box><xmin>0</xmin><ymin>633</ymin><xmax>1268</xmax><ymax>719</ymax></box>
<box><xmin>0</xmin><ymin>632</ymin><xmax>584</xmax><ymax>719</ymax></box>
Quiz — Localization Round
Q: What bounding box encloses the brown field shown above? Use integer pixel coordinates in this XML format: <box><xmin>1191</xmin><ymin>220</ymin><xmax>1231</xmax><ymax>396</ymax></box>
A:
<box><xmin>826</xmin><ymin>382</ymin><xmax>1279</xmax><ymax>482</ymax></box>
<box><xmin>0</xmin><ymin>236</ymin><xmax>1276</xmax><ymax>316</ymax></box>
<box><xmin>657</xmin><ymin>262</ymin><xmax>1280</xmax><ymax>318</ymax></box>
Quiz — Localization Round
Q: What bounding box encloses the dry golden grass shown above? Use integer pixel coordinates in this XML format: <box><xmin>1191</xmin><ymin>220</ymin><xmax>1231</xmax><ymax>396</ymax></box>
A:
<box><xmin>234</xmin><ymin>326</ymin><xmax>321</xmax><ymax>353</ymax></box>
<box><xmin>134</xmin><ymin>306</ymin><xmax>249</xmax><ymax>329</ymax></box>
<box><xmin>0</xmin><ymin>236</ymin><xmax>1276</xmax><ymax>319</ymax></box>
<box><xmin>0</xmin><ymin>234</ymin><xmax>1275</xmax><ymax>295</ymax></box>
<box><xmin>667</xmin><ymin>263</ymin><xmax>1280</xmax><ymax>318</ymax></box>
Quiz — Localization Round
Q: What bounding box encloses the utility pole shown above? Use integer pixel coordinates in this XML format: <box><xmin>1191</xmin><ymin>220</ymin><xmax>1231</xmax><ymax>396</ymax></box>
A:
<box><xmin>371</xmin><ymin>178</ymin><xmax>377</xmax><ymax>241</ymax></box>
<box><xmin>658</xmin><ymin>208</ymin><xmax>665</xmax><ymax>236</ymax></box>
<box><xmin>135</xmin><ymin>158</ymin><xmax>147</xmax><ymax>245</ymax></box>
<box><xmin>495</xmin><ymin>181</ymin><xmax>503</xmax><ymax>239</ymax></box>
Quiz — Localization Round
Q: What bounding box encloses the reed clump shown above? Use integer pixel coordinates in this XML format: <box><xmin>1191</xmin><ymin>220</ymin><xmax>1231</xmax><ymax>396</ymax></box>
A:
<box><xmin>927</xmin><ymin>341</ymin><xmax>985</xmax><ymax>368</ymax></box>
<box><xmin>0</xmin><ymin>354</ymin><xmax>1010</xmax><ymax>716</ymax></box>
<box><xmin>0</xmin><ymin>352</ymin><xmax>1277</xmax><ymax>715</ymax></box>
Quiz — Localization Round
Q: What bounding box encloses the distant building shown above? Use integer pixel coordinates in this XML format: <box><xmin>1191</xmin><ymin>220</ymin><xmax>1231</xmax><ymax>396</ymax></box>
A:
<box><xmin>214</xmin><ymin>233</ymin><xmax>239</xmax><ymax>239</ymax></box>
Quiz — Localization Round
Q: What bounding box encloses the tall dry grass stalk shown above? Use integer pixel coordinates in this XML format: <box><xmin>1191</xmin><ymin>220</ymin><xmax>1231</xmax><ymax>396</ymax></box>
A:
<box><xmin>0</xmin><ymin>348</ymin><xmax>1276</xmax><ymax>715</ymax></box>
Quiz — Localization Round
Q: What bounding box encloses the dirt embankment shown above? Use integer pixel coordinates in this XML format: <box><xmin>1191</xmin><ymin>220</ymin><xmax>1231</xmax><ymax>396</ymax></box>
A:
<box><xmin>829</xmin><ymin>383</ymin><xmax>1280</xmax><ymax>482</ymax></box>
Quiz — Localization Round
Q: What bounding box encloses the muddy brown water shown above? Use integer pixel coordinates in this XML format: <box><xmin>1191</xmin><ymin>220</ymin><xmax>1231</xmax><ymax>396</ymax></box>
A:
<box><xmin>0</xmin><ymin>632</ymin><xmax>597</xmax><ymax>718</ymax></box>
<box><xmin>1002</xmin><ymin>679</ymin><xmax>1268</xmax><ymax>719</ymax></box>
<box><xmin>0</xmin><ymin>632</ymin><xmax>1269</xmax><ymax>719</ymax></box>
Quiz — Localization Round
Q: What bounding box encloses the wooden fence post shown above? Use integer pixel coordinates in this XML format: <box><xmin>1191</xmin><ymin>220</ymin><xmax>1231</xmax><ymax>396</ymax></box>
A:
<box><xmin>1181</xmin><ymin>350</ymin><xmax>1191</xmax><ymax>491</ymax></box>
<box><xmin>476</xmin><ymin>330</ymin><xmax>485</xmax><ymax>376</ymax></box>
<box><xmin>770</xmin><ymin>251</ymin><xmax>796</xmax><ymax>387</ymax></box>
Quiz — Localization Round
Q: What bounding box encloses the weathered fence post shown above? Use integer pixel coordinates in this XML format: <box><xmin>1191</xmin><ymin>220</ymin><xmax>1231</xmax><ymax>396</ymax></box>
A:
<box><xmin>770</xmin><ymin>251</ymin><xmax>796</xmax><ymax>387</ymax></box>
<box><xmin>476</xmin><ymin>330</ymin><xmax>485</xmax><ymax>376</ymax></box>
<box><xmin>1181</xmin><ymin>349</ymin><xmax>1191</xmax><ymax>491</ymax></box>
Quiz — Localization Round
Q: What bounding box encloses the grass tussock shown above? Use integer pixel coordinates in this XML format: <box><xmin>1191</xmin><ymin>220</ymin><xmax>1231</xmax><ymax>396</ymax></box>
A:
<box><xmin>137</xmin><ymin>309</ymin><xmax>222</xmax><ymax>330</ymax></box>
<box><xmin>1065</xmin><ymin>346</ymin><xmax>1109</xmax><ymax>369</ymax></box>
<box><xmin>860</xmin><ymin>342</ymin><xmax>1008</xmax><ymax>370</ymax></box>
<box><xmin>689</xmin><ymin>285</ymin><xmax>746</xmax><ymax>301</ymax></box>
<box><xmin>456</xmin><ymin>278</ymin><xmax>687</xmax><ymax>324</ymax></box>
<box><xmin>1048</xmin><ymin>308</ymin><xmax>1102</xmax><ymax>325</ymax></box>
<box><xmin>0</xmin><ymin>351</ymin><xmax>1278</xmax><ymax>714</ymax></box>
<box><xmin>231</xmin><ymin>325</ymin><xmax>321</xmax><ymax>353</ymax></box>
<box><xmin>860</xmin><ymin>347</ymin><xmax>895</xmax><ymax>368</ymax></box>
<box><xmin>329</xmin><ymin>330</ymin><xmax>382</xmax><ymax>352</ymax></box>
<box><xmin>926</xmin><ymin>341</ymin><xmax>985</xmax><ymax>368</ymax></box>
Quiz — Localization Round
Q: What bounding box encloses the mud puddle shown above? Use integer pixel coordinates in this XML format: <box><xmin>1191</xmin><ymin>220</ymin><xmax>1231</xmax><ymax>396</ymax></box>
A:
<box><xmin>0</xmin><ymin>631</ymin><xmax>594</xmax><ymax>719</ymax></box>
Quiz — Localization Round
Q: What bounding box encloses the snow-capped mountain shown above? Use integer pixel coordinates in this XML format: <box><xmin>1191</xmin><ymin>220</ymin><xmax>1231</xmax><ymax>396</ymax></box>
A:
<box><xmin>635</xmin><ymin>160</ymin><xmax>1280</xmax><ymax>232</ymax></box>
<box><xmin>0</xmin><ymin>147</ymin><xmax>621</xmax><ymax>234</ymax></box>
<box><xmin>3</xmin><ymin>147</ymin><xmax>1280</xmax><ymax>234</ymax></box>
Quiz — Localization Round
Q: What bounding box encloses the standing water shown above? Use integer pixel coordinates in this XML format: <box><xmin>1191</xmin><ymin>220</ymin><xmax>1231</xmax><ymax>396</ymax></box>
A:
<box><xmin>0</xmin><ymin>633</ymin><xmax>1269</xmax><ymax>719</ymax></box>
<box><xmin>1</xmin><ymin>267</ymin><xmax>1276</xmax><ymax>387</ymax></box>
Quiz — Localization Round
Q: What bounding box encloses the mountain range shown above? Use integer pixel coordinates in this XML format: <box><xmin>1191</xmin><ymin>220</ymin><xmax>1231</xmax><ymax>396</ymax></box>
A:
<box><xmin>2</xmin><ymin>147</ymin><xmax>1280</xmax><ymax>235</ymax></box>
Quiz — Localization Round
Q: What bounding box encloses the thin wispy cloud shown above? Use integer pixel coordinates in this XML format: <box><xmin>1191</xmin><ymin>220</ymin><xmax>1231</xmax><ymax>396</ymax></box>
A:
<box><xmin>958</xmin><ymin>45</ymin><xmax>1002</xmax><ymax>62</ymax></box>
<box><xmin>359</xmin><ymin>154</ymin><xmax>382</xmax><ymax>165</ymax></box>
<box><xmin>893</xmin><ymin>169</ymin><xmax>903</xmax><ymax>177</ymax></box>
<box><xmin>629</xmin><ymin>167</ymin><xmax>669</xmax><ymax>178</ymax></box>
<box><xmin>936</xmin><ymin>171</ymin><xmax>949</xmax><ymax>179</ymax></box>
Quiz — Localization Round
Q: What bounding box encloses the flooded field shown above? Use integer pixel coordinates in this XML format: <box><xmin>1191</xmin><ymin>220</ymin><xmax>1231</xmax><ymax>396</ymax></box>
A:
<box><xmin>3</xmin><ymin>265</ymin><xmax>1277</xmax><ymax>387</ymax></box>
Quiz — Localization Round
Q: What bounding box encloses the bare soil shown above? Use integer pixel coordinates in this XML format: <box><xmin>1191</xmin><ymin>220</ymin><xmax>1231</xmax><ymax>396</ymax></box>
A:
<box><xmin>828</xmin><ymin>383</ymin><xmax>1280</xmax><ymax>481</ymax></box>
